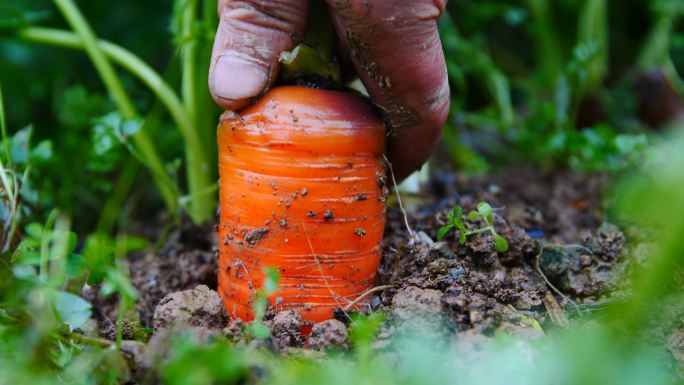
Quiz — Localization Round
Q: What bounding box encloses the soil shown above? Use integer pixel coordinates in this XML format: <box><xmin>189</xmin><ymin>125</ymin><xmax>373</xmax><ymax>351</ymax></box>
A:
<box><xmin>87</xmin><ymin>166</ymin><xmax>655</xmax><ymax>364</ymax></box>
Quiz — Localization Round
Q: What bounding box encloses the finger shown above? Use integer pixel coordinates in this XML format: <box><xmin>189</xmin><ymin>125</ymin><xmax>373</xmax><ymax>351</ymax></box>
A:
<box><xmin>327</xmin><ymin>0</ymin><xmax>450</xmax><ymax>180</ymax></box>
<box><xmin>209</xmin><ymin>0</ymin><xmax>309</xmax><ymax>110</ymax></box>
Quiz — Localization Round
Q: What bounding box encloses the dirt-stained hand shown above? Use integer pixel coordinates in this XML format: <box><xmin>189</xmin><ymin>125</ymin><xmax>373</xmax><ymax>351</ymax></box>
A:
<box><xmin>209</xmin><ymin>1</ymin><xmax>450</xmax><ymax>180</ymax></box>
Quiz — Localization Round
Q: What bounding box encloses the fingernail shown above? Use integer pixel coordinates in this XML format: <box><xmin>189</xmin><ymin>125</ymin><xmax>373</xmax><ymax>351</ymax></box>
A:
<box><xmin>211</xmin><ymin>55</ymin><xmax>267</xmax><ymax>101</ymax></box>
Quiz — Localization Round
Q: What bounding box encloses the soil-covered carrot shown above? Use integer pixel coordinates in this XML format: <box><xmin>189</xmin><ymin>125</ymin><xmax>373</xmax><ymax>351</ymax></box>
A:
<box><xmin>217</xmin><ymin>85</ymin><xmax>387</xmax><ymax>324</ymax></box>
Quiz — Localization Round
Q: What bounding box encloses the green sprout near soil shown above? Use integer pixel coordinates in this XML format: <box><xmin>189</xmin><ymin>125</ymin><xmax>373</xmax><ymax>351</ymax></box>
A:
<box><xmin>245</xmin><ymin>266</ymin><xmax>280</xmax><ymax>339</ymax></box>
<box><xmin>437</xmin><ymin>202</ymin><xmax>509</xmax><ymax>252</ymax></box>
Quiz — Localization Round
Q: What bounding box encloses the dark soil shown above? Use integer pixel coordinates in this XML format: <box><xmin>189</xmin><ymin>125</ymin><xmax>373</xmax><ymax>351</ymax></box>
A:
<box><xmin>90</xmin><ymin>167</ymin><xmax>639</xmax><ymax>355</ymax></box>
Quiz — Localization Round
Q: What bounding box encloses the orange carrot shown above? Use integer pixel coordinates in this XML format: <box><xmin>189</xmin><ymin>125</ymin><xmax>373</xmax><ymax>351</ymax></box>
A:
<box><xmin>217</xmin><ymin>85</ymin><xmax>387</xmax><ymax>324</ymax></box>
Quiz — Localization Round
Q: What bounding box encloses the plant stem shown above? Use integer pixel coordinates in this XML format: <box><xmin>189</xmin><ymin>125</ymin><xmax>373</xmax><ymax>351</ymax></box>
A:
<box><xmin>0</xmin><ymin>80</ymin><xmax>11</xmax><ymax>167</ymax></box>
<box><xmin>578</xmin><ymin>0</ymin><xmax>608</xmax><ymax>92</ymax></box>
<box><xmin>526</xmin><ymin>0</ymin><xmax>564</xmax><ymax>88</ymax></box>
<box><xmin>39</xmin><ymin>209</ymin><xmax>59</xmax><ymax>281</ymax></box>
<box><xmin>466</xmin><ymin>227</ymin><xmax>494</xmax><ymax>236</ymax></box>
<box><xmin>115</xmin><ymin>294</ymin><xmax>129</xmax><ymax>350</ymax></box>
<box><xmin>97</xmin><ymin>159</ymin><xmax>140</xmax><ymax>234</ymax></box>
<box><xmin>179</xmin><ymin>0</ymin><xmax>215</xmax><ymax>223</ymax></box>
<box><xmin>48</xmin><ymin>0</ymin><xmax>179</xmax><ymax>214</ymax></box>
<box><xmin>17</xmin><ymin>27</ymin><xmax>214</xmax><ymax>221</ymax></box>
<box><xmin>64</xmin><ymin>332</ymin><xmax>113</xmax><ymax>348</ymax></box>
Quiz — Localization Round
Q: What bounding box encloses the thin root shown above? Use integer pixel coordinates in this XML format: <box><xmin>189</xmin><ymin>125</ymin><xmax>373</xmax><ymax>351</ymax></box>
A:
<box><xmin>342</xmin><ymin>285</ymin><xmax>393</xmax><ymax>312</ymax></box>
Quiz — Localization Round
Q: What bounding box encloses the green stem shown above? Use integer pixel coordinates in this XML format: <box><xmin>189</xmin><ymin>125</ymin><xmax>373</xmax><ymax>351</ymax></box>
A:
<box><xmin>39</xmin><ymin>209</ymin><xmax>59</xmax><ymax>281</ymax></box>
<box><xmin>48</xmin><ymin>0</ymin><xmax>179</xmax><ymax>214</ymax></box>
<box><xmin>115</xmin><ymin>295</ymin><xmax>129</xmax><ymax>350</ymax></box>
<box><xmin>180</xmin><ymin>0</ymin><xmax>214</xmax><ymax>223</ymax></box>
<box><xmin>97</xmin><ymin>158</ymin><xmax>140</xmax><ymax>234</ymax></box>
<box><xmin>17</xmin><ymin>28</ymin><xmax>198</xmax><ymax>151</ymax></box>
<box><xmin>465</xmin><ymin>227</ymin><xmax>494</xmax><ymax>236</ymax></box>
<box><xmin>578</xmin><ymin>0</ymin><xmax>608</xmax><ymax>92</ymax></box>
<box><xmin>52</xmin><ymin>0</ymin><xmax>136</xmax><ymax>117</ymax></box>
<box><xmin>0</xmin><ymin>80</ymin><xmax>11</xmax><ymax>167</ymax></box>
<box><xmin>64</xmin><ymin>332</ymin><xmax>113</xmax><ymax>348</ymax></box>
<box><xmin>16</xmin><ymin>27</ymin><xmax>214</xmax><ymax>221</ymax></box>
<box><xmin>526</xmin><ymin>0</ymin><xmax>564</xmax><ymax>88</ymax></box>
<box><xmin>638</xmin><ymin>14</ymin><xmax>674</xmax><ymax>69</ymax></box>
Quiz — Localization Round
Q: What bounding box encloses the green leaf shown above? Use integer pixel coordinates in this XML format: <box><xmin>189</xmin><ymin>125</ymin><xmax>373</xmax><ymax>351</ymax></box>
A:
<box><xmin>467</xmin><ymin>210</ymin><xmax>479</xmax><ymax>221</ymax></box>
<box><xmin>92</xmin><ymin>112</ymin><xmax>143</xmax><ymax>156</ymax></box>
<box><xmin>349</xmin><ymin>311</ymin><xmax>385</xmax><ymax>347</ymax></box>
<box><xmin>459</xmin><ymin>231</ymin><xmax>467</xmax><ymax>245</ymax></box>
<box><xmin>477</xmin><ymin>202</ymin><xmax>493</xmax><ymax>223</ymax></box>
<box><xmin>66</xmin><ymin>253</ymin><xmax>86</xmax><ymax>277</ymax></box>
<box><xmin>9</xmin><ymin>126</ymin><xmax>31</xmax><ymax>164</ymax></box>
<box><xmin>29</xmin><ymin>140</ymin><xmax>53</xmax><ymax>163</ymax></box>
<box><xmin>54</xmin><ymin>291</ymin><xmax>92</xmax><ymax>329</ymax></box>
<box><xmin>437</xmin><ymin>225</ymin><xmax>454</xmax><ymax>241</ymax></box>
<box><xmin>101</xmin><ymin>268</ymin><xmax>138</xmax><ymax>300</ymax></box>
<box><xmin>24</xmin><ymin>222</ymin><xmax>43</xmax><ymax>240</ymax></box>
<box><xmin>453</xmin><ymin>206</ymin><xmax>463</xmax><ymax>224</ymax></box>
<box><xmin>494</xmin><ymin>234</ymin><xmax>509</xmax><ymax>252</ymax></box>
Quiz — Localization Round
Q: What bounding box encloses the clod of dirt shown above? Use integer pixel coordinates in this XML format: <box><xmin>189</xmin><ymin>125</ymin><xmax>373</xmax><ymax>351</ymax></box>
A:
<box><xmin>466</xmin><ymin>232</ymin><xmax>498</xmax><ymax>267</ymax></box>
<box><xmin>267</xmin><ymin>310</ymin><xmax>306</xmax><ymax>352</ymax></box>
<box><xmin>539</xmin><ymin>223</ymin><xmax>624</xmax><ymax>297</ymax></box>
<box><xmin>147</xmin><ymin>325</ymin><xmax>221</xmax><ymax>361</ymax></box>
<box><xmin>588</xmin><ymin>223</ymin><xmax>625</xmax><ymax>261</ymax></box>
<box><xmin>391</xmin><ymin>286</ymin><xmax>443</xmax><ymax>322</ymax></box>
<box><xmin>308</xmin><ymin>319</ymin><xmax>348</xmax><ymax>350</ymax></box>
<box><xmin>153</xmin><ymin>285</ymin><xmax>228</xmax><ymax>331</ymax></box>
<box><xmin>223</xmin><ymin>318</ymin><xmax>245</xmax><ymax>339</ymax></box>
<box><xmin>130</xmin><ymin>222</ymin><xmax>217</xmax><ymax>326</ymax></box>
<box><xmin>120</xmin><ymin>340</ymin><xmax>150</xmax><ymax>378</ymax></box>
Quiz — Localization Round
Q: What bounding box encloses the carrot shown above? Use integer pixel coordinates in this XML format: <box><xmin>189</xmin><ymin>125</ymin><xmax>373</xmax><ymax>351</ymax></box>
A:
<box><xmin>217</xmin><ymin>85</ymin><xmax>387</xmax><ymax>324</ymax></box>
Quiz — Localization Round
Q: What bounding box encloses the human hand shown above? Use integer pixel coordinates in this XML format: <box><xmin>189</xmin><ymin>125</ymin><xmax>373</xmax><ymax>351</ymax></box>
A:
<box><xmin>208</xmin><ymin>1</ymin><xmax>450</xmax><ymax>180</ymax></box>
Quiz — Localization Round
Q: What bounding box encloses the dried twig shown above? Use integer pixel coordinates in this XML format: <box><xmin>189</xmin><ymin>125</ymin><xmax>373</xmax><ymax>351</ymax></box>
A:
<box><xmin>534</xmin><ymin>244</ymin><xmax>583</xmax><ymax>318</ymax></box>
<box><xmin>382</xmin><ymin>154</ymin><xmax>415</xmax><ymax>240</ymax></box>
<box><xmin>342</xmin><ymin>284</ymin><xmax>393</xmax><ymax>312</ymax></box>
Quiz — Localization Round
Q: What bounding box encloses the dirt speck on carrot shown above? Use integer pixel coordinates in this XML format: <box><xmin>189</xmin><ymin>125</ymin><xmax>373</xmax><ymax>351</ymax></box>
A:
<box><xmin>244</xmin><ymin>228</ymin><xmax>270</xmax><ymax>247</ymax></box>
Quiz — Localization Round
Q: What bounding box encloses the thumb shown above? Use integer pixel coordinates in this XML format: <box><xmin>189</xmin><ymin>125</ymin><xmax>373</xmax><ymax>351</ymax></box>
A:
<box><xmin>209</xmin><ymin>1</ymin><xmax>309</xmax><ymax>110</ymax></box>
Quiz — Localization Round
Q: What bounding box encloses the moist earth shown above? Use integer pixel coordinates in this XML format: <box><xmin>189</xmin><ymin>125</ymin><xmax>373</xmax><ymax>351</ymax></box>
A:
<box><xmin>85</xmin><ymin>167</ymin><xmax>680</xmax><ymax>370</ymax></box>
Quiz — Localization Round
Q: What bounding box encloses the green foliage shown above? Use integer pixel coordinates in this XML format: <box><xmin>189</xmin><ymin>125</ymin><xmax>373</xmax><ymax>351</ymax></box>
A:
<box><xmin>440</xmin><ymin>0</ymin><xmax>680</xmax><ymax>174</ymax></box>
<box><xmin>0</xmin><ymin>1</ymin><xmax>683</xmax><ymax>384</ymax></box>
<box><xmin>438</xmin><ymin>202</ymin><xmax>509</xmax><ymax>252</ymax></box>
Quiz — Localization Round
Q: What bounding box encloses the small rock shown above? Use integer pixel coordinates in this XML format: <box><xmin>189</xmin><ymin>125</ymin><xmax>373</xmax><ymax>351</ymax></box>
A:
<box><xmin>308</xmin><ymin>319</ymin><xmax>348</xmax><ymax>350</ymax></box>
<box><xmin>153</xmin><ymin>285</ymin><xmax>228</xmax><ymax>331</ymax></box>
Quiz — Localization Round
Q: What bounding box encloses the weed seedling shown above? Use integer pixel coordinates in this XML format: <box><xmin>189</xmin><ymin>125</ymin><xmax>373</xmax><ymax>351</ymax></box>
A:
<box><xmin>437</xmin><ymin>202</ymin><xmax>509</xmax><ymax>252</ymax></box>
<box><xmin>245</xmin><ymin>266</ymin><xmax>280</xmax><ymax>339</ymax></box>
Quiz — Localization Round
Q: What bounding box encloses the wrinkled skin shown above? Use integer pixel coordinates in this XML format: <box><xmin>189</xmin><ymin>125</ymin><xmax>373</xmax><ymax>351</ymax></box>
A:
<box><xmin>209</xmin><ymin>0</ymin><xmax>450</xmax><ymax>180</ymax></box>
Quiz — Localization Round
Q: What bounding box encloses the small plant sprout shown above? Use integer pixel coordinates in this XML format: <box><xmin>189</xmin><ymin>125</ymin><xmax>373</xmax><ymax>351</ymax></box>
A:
<box><xmin>245</xmin><ymin>266</ymin><xmax>280</xmax><ymax>339</ymax></box>
<box><xmin>437</xmin><ymin>202</ymin><xmax>509</xmax><ymax>252</ymax></box>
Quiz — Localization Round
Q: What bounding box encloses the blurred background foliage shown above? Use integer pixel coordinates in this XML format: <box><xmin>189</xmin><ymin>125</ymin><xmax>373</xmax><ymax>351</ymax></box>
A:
<box><xmin>0</xmin><ymin>0</ymin><xmax>682</xmax><ymax>231</ymax></box>
<box><xmin>0</xmin><ymin>0</ymin><xmax>684</xmax><ymax>384</ymax></box>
